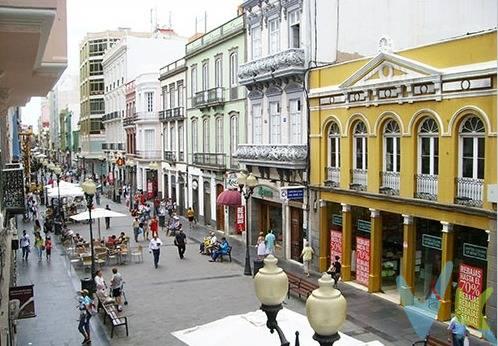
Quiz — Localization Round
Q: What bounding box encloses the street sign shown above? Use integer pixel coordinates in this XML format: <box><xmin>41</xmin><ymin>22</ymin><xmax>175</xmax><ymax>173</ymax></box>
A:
<box><xmin>280</xmin><ymin>187</ymin><xmax>304</xmax><ymax>201</ymax></box>
<box><xmin>332</xmin><ymin>214</ymin><xmax>342</xmax><ymax>226</ymax></box>
<box><xmin>357</xmin><ymin>220</ymin><xmax>371</xmax><ymax>233</ymax></box>
<box><xmin>422</xmin><ymin>234</ymin><xmax>442</xmax><ymax>250</ymax></box>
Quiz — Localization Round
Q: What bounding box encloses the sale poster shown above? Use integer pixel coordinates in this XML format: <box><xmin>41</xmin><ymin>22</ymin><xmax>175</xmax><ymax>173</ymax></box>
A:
<box><xmin>455</xmin><ymin>263</ymin><xmax>484</xmax><ymax>329</ymax></box>
<box><xmin>330</xmin><ymin>230</ymin><xmax>342</xmax><ymax>261</ymax></box>
<box><xmin>356</xmin><ymin>237</ymin><xmax>370</xmax><ymax>286</ymax></box>
<box><xmin>236</xmin><ymin>206</ymin><xmax>245</xmax><ymax>233</ymax></box>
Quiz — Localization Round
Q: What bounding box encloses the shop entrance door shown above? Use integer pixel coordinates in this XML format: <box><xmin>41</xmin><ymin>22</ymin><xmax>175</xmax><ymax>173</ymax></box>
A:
<box><xmin>290</xmin><ymin>207</ymin><xmax>303</xmax><ymax>261</ymax></box>
<box><xmin>216</xmin><ymin>184</ymin><xmax>225</xmax><ymax>231</ymax></box>
<box><xmin>203</xmin><ymin>181</ymin><xmax>211</xmax><ymax>225</ymax></box>
<box><xmin>381</xmin><ymin>212</ymin><xmax>403</xmax><ymax>299</ymax></box>
<box><xmin>178</xmin><ymin>177</ymin><xmax>185</xmax><ymax>215</ymax></box>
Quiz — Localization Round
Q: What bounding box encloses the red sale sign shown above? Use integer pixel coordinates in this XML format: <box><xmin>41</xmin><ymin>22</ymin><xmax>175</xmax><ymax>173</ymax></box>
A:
<box><xmin>456</xmin><ymin>263</ymin><xmax>484</xmax><ymax>328</ymax></box>
<box><xmin>330</xmin><ymin>230</ymin><xmax>342</xmax><ymax>261</ymax></box>
<box><xmin>356</xmin><ymin>237</ymin><xmax>370</xmax><ymax>286</ymax></box>
<box><xmin>236</xmin><ymin>206</ymin><xmax>245</xmax><ymax>232</ymax></box>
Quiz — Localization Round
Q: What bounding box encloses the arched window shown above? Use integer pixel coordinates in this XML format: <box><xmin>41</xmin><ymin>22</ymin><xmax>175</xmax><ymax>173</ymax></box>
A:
<box><xmin>418</xmin><ymin>118</ymin><xmax>439</xmax><ymax>175</ymax></box>
<box><xmin>203</xmin><ymin>118</ymin><xmax>210</xmax><ymax>152</ymax></box>
<box><xmin>383</xmin><ymin>120</ymin><xmax>400</xmax><ymax>172</ymax></box>
<box><xmin>215</xmin><ymin>116</ymin><xmax>223</xmax><ymax>153</ymax></box>
<box><xmin>353</xmin><ymin>121</ymin><xmax>368</xmax><ymax>170</ymax></box>
<box><xmin>191</xmin><ymin>119</ymin><xmax>198</xmax><ymax>153</ymax></box>
<box><xmin>459</xmin><ymin>116</ymin><xmax>485</xmax><ymax>179</ymax></box>
<box><xmin>328</xmin><ymin>122</ymin><xmax>340</xmax><ymax>168</ymax></box>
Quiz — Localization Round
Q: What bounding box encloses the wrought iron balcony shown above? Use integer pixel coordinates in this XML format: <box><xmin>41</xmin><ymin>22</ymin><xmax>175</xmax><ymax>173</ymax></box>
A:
<box><xmin>102</xmin><ymin>111</ymin><xmax>121</xmax><ymax>122</ymax></box>
<box><xmin>159</xmin><ymin>107</ymin><xmax>185</xmax><ymax>122</ymax></box>
<box><xmin>236</xmin><ymin>144</ymin><xmax>307</xmax><ymax>169</ymax></box>
<box><xmin>163</xmin><ymin>151</ymin><xmax>177</xmax><ymax>163</ymax></box>
<box><xmin>192</xmin><ymin>153</ymin><xmax>226</xmax><ymax>170</ymax></box>
<box><xmin>123</xmin><ymin>115</ymin><xmax>137</xmax><ymax>127</ymax></box>
<box><xmin>324</xmin><ymin>167</ymin><xmax>340</xmax><ymax>187</ymax></box>
<box><xmin>455</xmin><ymin>177</ymin><xmax>484</xmax><ymax>207</ymax></box>
<box><xmin>415</xmin><ymin>174</ymin><xmax>438</xmax><ymax>201</ymax></box>
<box><xmin>350</xmin><ymin>169</ymin><xmax>367</xmax><ymax>191</ymax></box>
<box><xmin>136</xmin><ymin>150</ymin><xmax>162</xmax><ymax>160</ymax></box>
<box><xmin>192</xmin><ymin>87</ymin><xmax>224</xmax><ymax>108</ymax></box>
<box><xmin>380</xmin><ymin>171</ymin><xmax>400</xmax><ymax>196</ymax></box>
<box><xmin>238</xmin><ymin>48</ymin><xmax>305</xmax><ymax>85</ymax></box>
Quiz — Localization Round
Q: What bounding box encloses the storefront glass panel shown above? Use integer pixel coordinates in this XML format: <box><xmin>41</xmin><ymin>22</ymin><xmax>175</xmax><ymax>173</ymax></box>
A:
<box><xmin>381</xmin><ymin>212</ymin><xmax>403</xmax><ymax>296</ymax></box>
<box><xmin>351</xmin><ymin>206</ymin><xmax>370</xmax><ymax>284</ymax></box>
<box><xmin>327</xmin><ymin>203</ymin><xmax>342</xmax><ymax>267</ymax></box>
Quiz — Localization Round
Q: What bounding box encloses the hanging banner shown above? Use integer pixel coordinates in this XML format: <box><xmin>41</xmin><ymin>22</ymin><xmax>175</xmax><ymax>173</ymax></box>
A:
<box><xmin>455</xmin><ymin>263</ymin><xmax>484</xmax><ymax>329</ymax></box>
<box><xmin>236</xmin><ymin>206</ymin><xmax>245</xmax><ymax>232</ymax></box>
<box><xmin>356</xmin><ymin>237</ymin><xmax>370</xmax><ymax>286</ymax></box>
<box><xmin>330</xmin><ymin>230</ymin><xmax>342</xmax><ymax>261</ymax></box>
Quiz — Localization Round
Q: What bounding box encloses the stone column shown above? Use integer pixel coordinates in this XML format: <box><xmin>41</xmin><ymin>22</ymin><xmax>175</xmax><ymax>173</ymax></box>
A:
<box><xmin>341</xmin><ymin>203</ymin><xmax>352</xmax><ymax>281</ymax></box>
<box><xmin>318</xmin><ymin>201</ymin><xmax>329</xmax><ymax>272</ymax></box>
<box><xmin>400</xmin><ymin>214</ymin><xmax>416</xmax><ymax>306</ymax></box>
<box><xmin>437</xmin><ymin>221</ymin><xmax>454</xmax><ymax>321</ymax></box>
<box><xmin>368</xmin><ymin>208</ymin><xmax>382</xmax><ymax>293</ymax></box>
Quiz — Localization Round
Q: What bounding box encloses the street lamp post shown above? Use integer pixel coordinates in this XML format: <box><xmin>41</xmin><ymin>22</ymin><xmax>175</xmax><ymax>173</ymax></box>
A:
<box><xmin>81</xmin><ymin>179</ymin><xmax>97</xmax><ymax>278</ymax></box>
<box><xmin>53</xmin><ymin>165</ymin><xmax>62</xmax><ymax>235</ymax></box>
<box><xmin>237</xmin><ymin>172</ymin><xmax>258</xmax><ymax>276</ymax></box>
<box><xmin>254</xmin><ymin>256</ymin><xmax>347</xmax><ymax>346</ymax></box>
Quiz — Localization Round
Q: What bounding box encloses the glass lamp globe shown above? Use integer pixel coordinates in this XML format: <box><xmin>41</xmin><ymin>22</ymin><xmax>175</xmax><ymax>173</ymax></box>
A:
<box><xmin>254</xmin><ymin>255</ymin><xmax>288</xmax><ymax>306</ymax></box>
<box><xmin>81</xmin><ymin>179</ymin><xmax>97</xmax><ymax>196</ymax></box>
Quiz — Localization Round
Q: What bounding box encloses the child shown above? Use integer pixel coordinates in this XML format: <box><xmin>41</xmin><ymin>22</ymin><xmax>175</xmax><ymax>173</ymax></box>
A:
<box><xmin>45</xmin><ymin>236</ymin><xmax>52</xmax><ymax>261</ymax></box>
<box><xmin>300</xmin><ymin>240</ymin><xmax>314</xmax><ymax>277</ymax></box>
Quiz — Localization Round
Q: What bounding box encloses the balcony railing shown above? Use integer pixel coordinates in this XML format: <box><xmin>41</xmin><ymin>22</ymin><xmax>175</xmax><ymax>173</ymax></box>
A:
<box><xmin>455</xmin><ymin>177</ymin><xmax>484</xmax><ymax>207</ymax></box>
<box><xmin>324</xmin><ymin>167</ymin><xmax>340</xmax><ymax>187</ymax></box>
<box><xmin>117</xmin><ymin>143</ymin><xmax>124</xmax><ymax>151</ymax></box>
<box><xmin>123</xmin><ymin>115</ymin><xmax>137</xmax><ymax>127</ymax></box>
<box><xmin>164</xmin><ymin>151</ymin><xmax>177</xmax><ymax>163</ymax></box>
<box><xmin>102</xmin><ymin>111</ymin><xmax>121</xmax><ymax>122</ymax></box>
<box><xmin>192</xmin><ymin>87</ymin><xmax>224</xmax><ymax>108</ymax></box>
<box><xmin>230</xmin><ymin>156</ymin><xmax>239</xmax><ymax>169</ymax></box>
<box><xmin>236</xmin><ymin>144</ymin><xmax>307</xmax><ymax>169</ymax></box>
<box><xmin>415</xmin><ymin>174</ymin><xmax>438</xmax><ymax>201</ymax></box>
<box><xmin>136</xmin><ymin>111</ymin><xmax>158</xmax><ymax>121</ymax></box>
<box><xmin>350</xmin><ymin>169</ymin><xmax>367</xmax><ymax>191</ymax></box>
<box><xmin>136</xmin><ymin>150</ymin><xmax>162</xmax><ymax>160</ymax></box>
<box><xmin>159</xmin><ymin>107</ymin><xmax>185</xmax><ymax>122</ymax></box>
<box><xmin>380</xmin><ymin>171</ymin><xmax>400</xmax><ymax>196</ymax></box>
<box><xmin>192</xmin><ymin>153</ymin><xmax>226</xmax><ymax>169</ymax></box>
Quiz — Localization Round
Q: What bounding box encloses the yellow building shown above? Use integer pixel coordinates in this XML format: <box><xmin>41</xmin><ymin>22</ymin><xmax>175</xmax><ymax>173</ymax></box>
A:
<box><xmin>308</xmin><ymin>30</ymin><xmax>496</xmax><ymax>327</ymax></box>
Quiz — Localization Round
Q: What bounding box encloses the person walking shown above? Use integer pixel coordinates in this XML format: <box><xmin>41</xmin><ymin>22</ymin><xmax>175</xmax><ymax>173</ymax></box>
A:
<box><xmin>34</xmin><ymin>232</ymin><xmax>44</xmax><ymax>262</ymax></box>
<box><xmin>150</xmin><ymin>216</ymin><xmax>159</xmax><ymax>238</ymax></box>
<box><xmin>256</xmin><ymin>232</ymin><xmax>267</xmax><ymax>260</ymax></box>
<box><xmin>148</xmin><ymin>234</ymin><xmax>163</xmax><ymax>269</ymax></box>
<box><xmin>44</xmin><ymin>236</ymin><xmax>52</xmax><ymax>261</ymax></box>
<box><xmin>448</xmin><ymin>314</ymin><xmax>468</xmax><ymax>346</ymax></box>
<box><xmin>264</xmin><ymin>230</ymin><xmax>276</xmax><ymax>256</ymax></box>
<box><xmin>186</xmin><ymin>207</ymin><xmax>195</xmax><ymax>230</ymax></box>
<box><xmin>110</xmin><ymin>267</ymin><xmax>124</xmax><ymax>312</ymax></box>
<box><xmin>132</xmin><ymin>217</ymin><xmax>140</xmax><ymax>242</ymax></box>
<box><xmin>77</xmin><ymin>289</ymin><xmax>93</xmax><ymax>344</ymax></box>
<box><xmin>105</xmin><ymin>205</ymin><xmax>111</xmax><ymax>229</ymax></box>
<box><xmin>174</xmin><ymin>227</ymin><xmax>187</xmax><ymax>259</ymax></box>
<box><xmin>20</xmin><ymin>230</ymin><xmax>30</xmax><ymax>261</ymax></box>
<box><xmin>300</xmin><ymin>240</ymin><xmax>314</xmax><ymax>277</ymax></box>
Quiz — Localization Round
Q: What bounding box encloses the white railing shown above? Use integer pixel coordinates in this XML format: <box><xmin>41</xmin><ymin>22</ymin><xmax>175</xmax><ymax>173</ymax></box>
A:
<box><xmin>455</xmin><ymin>177</ymin><xmax>484</xmax><ymax>207</ymax></box>
<box><xmin>326</xmin><ymin>167</ymin><xmax>340</xmax><ymax>187</ymax></box>
<box><xmin>351</xmin><ymin>169</ymin><xmax>367</xmax><ymax>190</ymax></box>
<box><xmin>415</xmin><ymin>174</ymin><xmax>438</xmax><ymax>201</ymax></box>
<box><xmin>136</xmin><ymin>111</ymin><xmax>158</xmax><ymax>120</ymax></box>
<box><xmin>136</xmin><ymin>149</ymin><xmax>162</xmax><ymax>160</ymax></box>
<box><xmin>380</xmin><ymin>171</ymin><xmax>400</xmax><ymax>195</ymax></box>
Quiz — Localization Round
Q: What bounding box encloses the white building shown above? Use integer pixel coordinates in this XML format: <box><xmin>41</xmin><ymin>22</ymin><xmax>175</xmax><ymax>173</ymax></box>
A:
<box><xmin>159</xmin><ymin>58</ymin><xmax>188</xmax><ymax>208</ymax></box>
<box><xmin>102</xmin><ymin>29</ymin><xmax>186</xmax><ymax>196</ymax></box>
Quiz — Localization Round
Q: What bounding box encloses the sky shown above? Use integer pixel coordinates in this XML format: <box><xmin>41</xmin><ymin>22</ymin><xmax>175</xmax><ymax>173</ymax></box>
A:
<box><xmin>21</xmin><ymin>0</ymin><xmax>243</xmax><ymax>130</ymax></box>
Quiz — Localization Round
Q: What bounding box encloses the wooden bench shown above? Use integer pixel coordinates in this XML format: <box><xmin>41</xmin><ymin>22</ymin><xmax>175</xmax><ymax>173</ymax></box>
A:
<box><xmin>412</xmin><ymin>335</ymin><xmax>450</xmax><ymax>346</ymax></box>
<box><xmin>219</xmin><ymin>246</ymin><xmax>232</xmax><ymax>262</ymax></box>
<box><xmin>286</xmin><ymin>271</ymin><xmax>318</xmax><ymax>300</ymax></box>
<box><xmin>102</xmin><ymin>303</ymin><xmax>129</xmax><ymax>338</ymax></box>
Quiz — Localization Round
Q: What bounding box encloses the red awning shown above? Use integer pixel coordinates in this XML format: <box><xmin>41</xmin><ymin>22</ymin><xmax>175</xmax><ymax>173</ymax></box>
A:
<box><xmin>216</xmin><ymin>189</ymin><xmax>241</xmax><ymax>207</ymax></box>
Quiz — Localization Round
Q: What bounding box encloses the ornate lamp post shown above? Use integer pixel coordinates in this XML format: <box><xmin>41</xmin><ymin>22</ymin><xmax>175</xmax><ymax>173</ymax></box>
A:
<box><xmin>81</xmin><ymin>179</ymin><xmax>97</xmax><ymax>277</ymax></box>
<box><xmin>53</xmin><ymin>165</ymin><xmax>62</xmax><ymax>234</ymax></box>
<box><xmin>254</xmin><ymin>256</ymin><xmax>347</xmax><ymax>346</ymax></box>
<box><xmin>237</xmin><ymin>171</ymin><xmax>257</xmax><ymax>276</ymax></box>
<box><xmin>127</xmin><ymin>158</ymin><xmax>135</xmax><ymax>211</ymax></box>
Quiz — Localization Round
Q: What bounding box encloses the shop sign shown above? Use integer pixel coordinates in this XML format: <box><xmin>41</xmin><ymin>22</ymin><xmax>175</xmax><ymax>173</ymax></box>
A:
<box><xmin>9</xmin><ymin>285</ymin><xmax>35</xmax><ymax>319</ymax></box>
<box><xmin>257</xmin><ymin>186</ymin><xmax>274</xmax><ymax>198</ymax></box>
<box><xmin>332</xmin><ymin>214</ymin><xmax>342</xmax><ymax>226</ymax></box>
<box><xmin>356</xmin><ymin>237</ymin><xmax>370</xmax><ymax>286</ymax></box>
<box><xmin>455</xmin><ymin>264</ymin><xmax>483</xmax><ymax>329</ymax></box>
<box><xmin>236</xmin><ymin>206</ymin><xmax>245</xmax><ymax>232</ymax></box>
<box><xmin>422</xmin><ymin>234</ymin><xmax>442</xmax><ymax>250</ymax></box>
<box><xmin>226</xmin><ymin>172</ymin><xmax>239</xmax><ymax>189</ymax></box>
<box><xmin>463</xmin><ymin>243</ymin><xmax>487</xmax><ymax>261</ymax></box>
<box><xmin>280</xmin><ymin>187</ymin><xmax>304</xmax><ymax>201</ymax></box>
<box><xmin>330</xmin><ymin>230</ymin><xmax>342</xmax><ymax>260</ymax></box>
<box><xmin>357</xmin><ymin>220</ymin><xmax>371</xmax><ymax>233</ymax></box>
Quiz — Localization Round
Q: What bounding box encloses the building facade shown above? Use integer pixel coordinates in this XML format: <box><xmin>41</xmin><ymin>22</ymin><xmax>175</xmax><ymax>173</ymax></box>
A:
<box><xmin>159</xmin><ymin>58</ymin><xmax>188</xmax><ymax>212</ymax></box>
<box><xmin>186</xmin><ymin>15</ymin><xmax>246</xmax><ymax>234</ymax></box>
<box><xmin>236</xmin><ymin>0</ymin><xmax>337</xmax><ymax>261</ymax></box>
<box><xmin>308</xmin><ymin>31</ymin><xmax>497</xmax><ymax>330</ymax></box>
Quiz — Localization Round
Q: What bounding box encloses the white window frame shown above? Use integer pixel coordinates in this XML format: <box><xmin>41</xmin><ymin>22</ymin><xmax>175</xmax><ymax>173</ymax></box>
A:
<box><xmin>215</xmin><ymin>57</ymin><xmax>222</xmax><ymax>88</ymax></box>
<box><xmin>145</xmin><ymin>92</ymin><xmax>154</xmax><ymax>112</ymax></box>
<box><xmin>177</xmin><ymin>82</ymin><xmax>184</xmax><ymax>107</ymax></box>
<box><xmin>288</xmin><ymin>9</ymin><xmax>301</xmax><ymax>49</ymax></box>
<box><xmin>202</xmin><ymin>62</ymin><xmax>209</xmax><ymax>91</ymax></box>
<box><xmin>170</xmin><ymin>124</ymin><xmax>176</xmax><ymax>152</ymax></box>
<box><xmin>178</xmin><ymin>123</ymin><xmax>184</xmax><ymax>158</ymax></box>
<box><xmin>269</xmin><ymin>101</ymin><xmax>281</xmax><ymax>144</ymax></box>
<box><xmin>229</xmin><ymin>52</ymin><xmax>238</xmax><ymax>88</ymax></box>
<box><xmin>289</xmin><ymin>98</ymin><xmax>302</xmax><ymax>144</ymax></box>
<box><xmin>169</xmin><ymin>84</ymin><xmax>176</xmax><ymax>109</ymax></box>
<box><xmin>191</xmin><ymin>119</ymin><xmax>198</xmax><ymax>153</ymax></box>
<box><xmin>353</xmin><ymin>122</ymin><xmax>368</xmax><ymax>170</ymax></box>
<box><xmin>417</xmin><ymin>118</ymin><xmax>439</xmax><ymax>175</ymax></box>
<box><xmin>230</xmin><ymin>114</ymin><xmax>239</xmax><ymax>156</ymax></box>
<box><xmin>203</xmin><ymin>118</ymin><xmax>210</xmax><ymax>152</ymax></box>
<box><xmin>268</xmin><ymin>18</ymin><xmax>280</xmax><ymax>55</ymax></box>
<box><xmin>251</xmin><ymin>26</ymin><xmax>262</xmax><ymax>60</ymax></box>
<box><xmin>383</xmin><ymin>120</ymin><xmax>401</xmax><ymax>172</ymax></box>
<box><xmin>252</xmin><ymin>103</ymin><xmax>262</xmax><ymax>144</ymax></box>
<box><xmin>459</xmin><ymin>116</ymin><xmax>485</xmax><ymax>179</ymax></box>
<box><xmin>190</xmin><ymin>66</ymin><xmax>197</xmax><ymax>97</ymax></box>
<box><xmin>215</xmin><ymin>116</ymin><xmax>223</xmax><ymax>153</ymax></box>
<box><xmin>328</xmin><ymin>123</ymin><xmax>340</xmax><ymax>168</ymax></box>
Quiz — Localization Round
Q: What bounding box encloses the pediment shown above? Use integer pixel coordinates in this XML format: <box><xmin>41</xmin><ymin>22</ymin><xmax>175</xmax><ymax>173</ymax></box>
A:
<box><xmin>340</xmin><ymin>53</ymin><xmax>441</xmax><ymax>88</ymax></box>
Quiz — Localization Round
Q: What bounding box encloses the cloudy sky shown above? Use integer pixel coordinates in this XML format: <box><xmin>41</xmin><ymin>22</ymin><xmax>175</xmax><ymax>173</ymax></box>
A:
<box><xmin>22</xmin><ymin>0</ymin><xmax>242</xmax><ymax>129</ymax></box>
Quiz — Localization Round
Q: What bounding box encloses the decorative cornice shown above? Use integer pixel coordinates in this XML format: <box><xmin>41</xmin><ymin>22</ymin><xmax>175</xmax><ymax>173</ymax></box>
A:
<box><xmin>236</xmin><ymin>144</ymin><xmax>307</xmax><ymax>169</ymax></box>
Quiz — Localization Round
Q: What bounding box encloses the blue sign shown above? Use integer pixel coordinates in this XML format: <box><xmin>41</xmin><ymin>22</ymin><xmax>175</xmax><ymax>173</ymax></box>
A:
<box><xmin>286</xmin><ymin>188</ymin><xmax>304</xmax><ymax>200</ymax></box>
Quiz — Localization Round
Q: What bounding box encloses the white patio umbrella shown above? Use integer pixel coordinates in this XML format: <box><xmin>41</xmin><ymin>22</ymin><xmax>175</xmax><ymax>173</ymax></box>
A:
<box><xmin>48</xmin><ymin>187</ymin><xmax>84</xmax><ymax>199</ymax></box>
<box><xmin>45</xmin><ymin>181</ymin><xmax>79</xmax><ymax>190</ymax></box>
<box><xmin>70</xmin><ymin>208</ymin><xmax>127</xmax><ymax>239</ymax></box>
<box><xmin>172</xmin><ymin>308</ymin><xmax>380</xmax><ymax>346</ymax></box>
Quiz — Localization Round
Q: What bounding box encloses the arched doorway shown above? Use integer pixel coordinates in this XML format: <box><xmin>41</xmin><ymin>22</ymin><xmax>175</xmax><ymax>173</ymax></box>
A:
<box><xmin>216</xmin><ymin>184</ymin><xmax>225</xmax><ymax>231</ymax></box>
<box><xmin>203</xmin><ymin>180</ymin><xmax>211</xmax><ymax>225</ymax></box>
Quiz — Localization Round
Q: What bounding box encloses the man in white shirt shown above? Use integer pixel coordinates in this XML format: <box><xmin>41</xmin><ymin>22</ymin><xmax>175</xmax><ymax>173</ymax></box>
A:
<box><xmin>20</xmin><ymin>230</ymin><xmax>30</xmax><ymax>260</ymax></box>
<box><xmin>148</xmin><ymin>234</ymin><xmax>163</xmax><ymax>269</ymax></box>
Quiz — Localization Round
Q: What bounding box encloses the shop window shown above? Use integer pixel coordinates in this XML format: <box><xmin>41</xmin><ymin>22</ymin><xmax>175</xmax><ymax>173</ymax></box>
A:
<box><xmin>383</xmin><ymin>120</ymin><xmax>401</xmax><ymax>172</ymax></box>
<box><xmin>459</xmin><ymin>116</ymin><xmax>485</xmax><ymax>179</ymax></box>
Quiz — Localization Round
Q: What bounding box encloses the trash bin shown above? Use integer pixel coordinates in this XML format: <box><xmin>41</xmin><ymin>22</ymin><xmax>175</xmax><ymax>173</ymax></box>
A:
<box><xmin>81</xmin><ymin>277</ymin><xmax>96</xmax><ymax>295</ymax></box>
<box><xmin>253</xmin><ymin>259</ymin><xmax>264</xmax><ymax>277</ymax></box>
